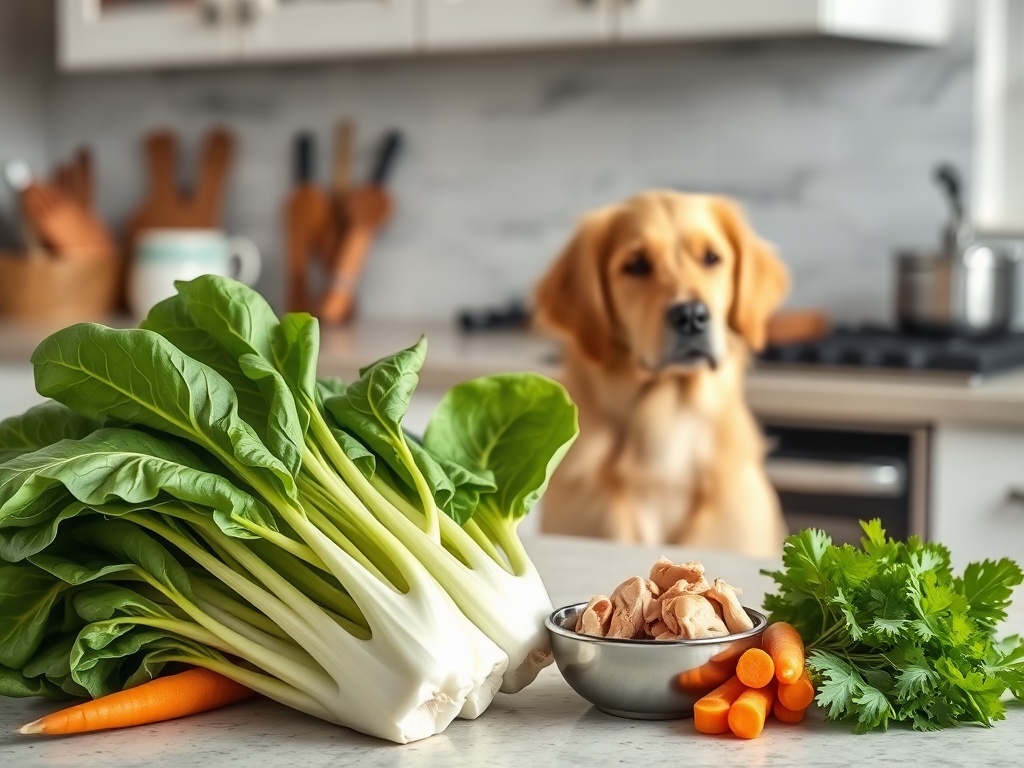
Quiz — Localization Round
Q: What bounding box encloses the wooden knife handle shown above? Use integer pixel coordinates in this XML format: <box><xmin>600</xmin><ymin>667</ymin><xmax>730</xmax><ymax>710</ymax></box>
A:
<box><xmin>319</xmin><ymin>226</ymin><xmax>373</xmax><ymax>324</ymax></box>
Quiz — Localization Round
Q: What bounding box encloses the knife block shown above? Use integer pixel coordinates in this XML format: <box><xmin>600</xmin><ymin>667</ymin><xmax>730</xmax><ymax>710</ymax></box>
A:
<box><xmin>0</xmin><ymin>250</ymin><xmax>119</xmax><ymax>325</ymax></box>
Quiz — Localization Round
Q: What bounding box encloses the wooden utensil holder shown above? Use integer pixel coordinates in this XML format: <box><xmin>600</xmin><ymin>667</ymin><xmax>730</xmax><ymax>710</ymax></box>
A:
<box><xmin>0</xmin><ymin>250</ymin><xmax>119</xmax><ymax>325</ymax></box>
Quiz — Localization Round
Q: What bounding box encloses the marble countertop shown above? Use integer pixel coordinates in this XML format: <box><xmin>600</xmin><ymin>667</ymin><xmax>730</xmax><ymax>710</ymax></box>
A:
<box><xmin>1</xmin><ymin>535</ymin><xmax>1021</xmax><ymax>768</ymax></box>
<box><xmin>6</xmin><ymin>318</ymin><xmax>1024</xmax><ymax>429</ymax></box>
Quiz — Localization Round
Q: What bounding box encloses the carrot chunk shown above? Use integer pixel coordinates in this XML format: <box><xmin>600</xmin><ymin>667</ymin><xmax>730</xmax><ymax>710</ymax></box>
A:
<box><xmin>777</xmin><ymin>669</ymin><xmax>815</xmax><ymax>711</ymax></box>
<box><xmin>761</xmin><ymin>622</ymin><xmax>805</xmax><ymax>684</ymax></box>
<box><xmin>735</xmin><ymin>647</ymin><xmax>775</xmax><ymax>689</ymax></box>
<box><xmin>19</xmin><ymin>668</ymin><xmax>256</xmax><ymax>736</ymax></box>
<box><xmin>693</xmin><ymin>675</ymin><xmax>747</xmax><ymax>735</ymax></box>
<box><xmin>728</xmin><ymin>681</ymin><xmax>776</xmax><ymax>739</ymax></box>
<box><xmin>773</xmin><ymin>699</ymin><xmax>806</xmax><ymax>724</ymax></box>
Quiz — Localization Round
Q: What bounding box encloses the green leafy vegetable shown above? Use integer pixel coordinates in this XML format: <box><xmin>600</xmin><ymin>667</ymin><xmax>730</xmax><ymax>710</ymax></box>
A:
<box><xmin>0</xmin><ymin>275</ymin><xmax>579</xmax><ymax>743</ymax></box>
<box><xmin>763</xmin><ymin>520</ymin><xmax>1024</xmax><ymax>732</ymax></box>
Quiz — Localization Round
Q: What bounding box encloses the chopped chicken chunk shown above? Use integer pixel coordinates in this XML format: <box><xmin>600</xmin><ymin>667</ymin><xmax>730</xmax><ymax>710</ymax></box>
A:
<box><xmin>704</xmin><ymin>578</ymin><xmax>754</xmax><ymax>634</ymax></box>
<box><xmin>575</xmin><ymin>595</ymin><xmax>613</xmax><ymax>637</ymax></box>
<box><xmin>662</xmin><ymin>593</ymin><xmax>729</xmax><ymax>639</ymax></box>
<box><xmin>649</xmin><ymin>556</ymin><xmax>707</xmax><ymax>592</ymax></box>
<box><xmin>608</xmin><ymin>576</ymin><xmax>654</xmax><ymax>639</ymax></box>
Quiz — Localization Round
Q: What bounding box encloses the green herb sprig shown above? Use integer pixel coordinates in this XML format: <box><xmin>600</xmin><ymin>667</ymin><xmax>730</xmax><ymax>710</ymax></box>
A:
<box><xmin>762</xmin><ymin>520</ymin><xmax>1024</xmax><ymax>733</ymax></box>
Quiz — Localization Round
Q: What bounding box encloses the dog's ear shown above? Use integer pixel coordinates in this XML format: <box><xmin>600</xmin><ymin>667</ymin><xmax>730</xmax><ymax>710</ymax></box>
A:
<box><xmin>715</xmin><ymin>198</ymin><xmax>789</xmax><ymax>351</ymax></box>
<box><xmin>534</xmin><ymin>208</ymin><xmax>618</xmax><ymax>363</ymax></box>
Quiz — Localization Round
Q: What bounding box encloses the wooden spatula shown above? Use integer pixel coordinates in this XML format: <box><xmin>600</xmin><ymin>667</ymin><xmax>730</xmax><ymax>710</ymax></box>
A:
<box><xmin>319</xmin><ymin>130</ymin><xmax>402</xmax><ymax>324</ymax></box>
<box><xmin>320</xmin><ymin>120</ymin><xmax>355</xmax><ymax>262</ymax></box>
<box><xmin>191</xmin><ymin>128</ymin><xmax>234</xmax><ymax>228</ymax></box>
<box><xmin>124</xmin><ymin>131</ymin><xmax>181</xmax><ymax>244</ymax></box>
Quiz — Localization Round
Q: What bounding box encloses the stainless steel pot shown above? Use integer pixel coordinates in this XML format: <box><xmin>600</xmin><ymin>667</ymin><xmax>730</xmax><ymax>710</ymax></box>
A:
<box><xmin>896</xmin><ymin>244</ymin><xmax>1018</xmax><ymax>337</ymax></box>
<box><xmin>895</xmin><ymin>163</ymin><xmax>1019</xmax><ymax>337</ymax></box>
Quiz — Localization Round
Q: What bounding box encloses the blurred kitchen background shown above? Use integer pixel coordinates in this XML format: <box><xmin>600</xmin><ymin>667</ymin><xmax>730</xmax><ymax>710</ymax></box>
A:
<box><xmin>0</xmin><ymin>0</ymin><xmax>1022</xmax><ymax>565</ymax></box>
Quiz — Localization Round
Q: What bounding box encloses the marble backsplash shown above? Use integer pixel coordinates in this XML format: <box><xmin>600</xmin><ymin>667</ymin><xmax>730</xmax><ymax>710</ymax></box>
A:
<box><xmin>10</xmin><ymin>1</ymin><xmax>976</xmax><ymax>324</ymax></box>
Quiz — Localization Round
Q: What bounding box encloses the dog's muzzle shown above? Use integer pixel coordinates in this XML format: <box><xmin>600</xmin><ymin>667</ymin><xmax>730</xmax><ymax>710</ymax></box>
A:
<box><xmin>662</xmin><ymin>300</ymin><xmax>717</xmax><ymax>369</ymax></box>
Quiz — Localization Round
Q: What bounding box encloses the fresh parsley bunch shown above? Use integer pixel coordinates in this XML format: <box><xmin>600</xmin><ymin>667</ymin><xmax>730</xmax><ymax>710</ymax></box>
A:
<box><xmin>762</xmin><ymin>519</ymin><xmax>1024</xmax><ymax>733</ymax></box>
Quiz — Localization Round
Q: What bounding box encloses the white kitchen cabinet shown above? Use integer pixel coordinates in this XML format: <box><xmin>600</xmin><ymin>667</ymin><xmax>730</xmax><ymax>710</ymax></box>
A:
<box><xmin>239</xmin><ymin>0</ymin><xmax>418</xmax><ymax>62</ymax></box>
<box><xmin>58</xmin><ymin>0</ymin><xmax>240</xmax><ymax>71</ymax></box>
<box><xmin>58</xmin><ymin>0</ymin><xmax>955</xmax><ymax>71</ymax></box>
<box><xmin>973</xmin><ymin>0</ymin><xmax>1024</xmax><ymax>231</ymax></box>
<box><xmin>422</xmin><ymin>0</ymin><xmax>613</xmax><ymax>51</ymax></box>
<box><xmin>617</xmin><ymin>0</ymin><xmax>953</xmax><ymax>46</ymax></box>
<box><xmin>930</xmin><ymin>424</ymin><xmax>1024</xmax><ymax>568</ymax></box>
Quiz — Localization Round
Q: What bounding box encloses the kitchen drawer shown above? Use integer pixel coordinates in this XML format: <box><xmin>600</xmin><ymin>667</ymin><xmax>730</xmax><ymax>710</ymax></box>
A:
<box><xmin>931</xmin><ymin>424</ymin><xmax>1024</xmax><ymax>568</ymax></box>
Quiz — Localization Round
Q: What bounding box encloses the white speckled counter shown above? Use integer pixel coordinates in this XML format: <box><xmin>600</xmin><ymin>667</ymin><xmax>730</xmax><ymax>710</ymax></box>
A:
<box><xmin>1</xmin><ymin>536</ymin><xmax>1021</xmax><ymax>768</ymax></box>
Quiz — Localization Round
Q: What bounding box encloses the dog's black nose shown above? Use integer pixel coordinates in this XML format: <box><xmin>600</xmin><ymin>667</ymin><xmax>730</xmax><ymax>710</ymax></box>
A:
<box><xmin>666</xmin><ymin>301</ymin><xmax>710</xmax><ymax>336</ymax></box>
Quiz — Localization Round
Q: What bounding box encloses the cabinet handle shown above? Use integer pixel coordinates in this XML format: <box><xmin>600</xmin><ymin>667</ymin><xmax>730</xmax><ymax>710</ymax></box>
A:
<box><xmin>236</xmin><ymin>0</ymin><xmax>274</xmax><ymax>25</ymax></box>
<box><xmin>1007</xmin><ymin>488</ymin><xmax>1024</xmax><ymax>505</ymax></box>
<box><xmin>200</xmin><ymin>0</ymin><xmax>222</xmax><ymax>25</ymax></box>
<box><xmin>237</xmin><ymin>0</ymin><xmax>256</xmax><ymax>25</ymax></box>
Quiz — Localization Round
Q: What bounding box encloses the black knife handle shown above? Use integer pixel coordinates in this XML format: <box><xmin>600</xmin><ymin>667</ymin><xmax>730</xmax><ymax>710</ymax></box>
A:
<box><xmin>295</xmin><ymin>132</ymin><xmax>316</xmax><ymax>184</ymax></box>
<box><xmin>371</xmin><ymin>130</ymin><xmax>402</xmax><ymax>186</ymax></box>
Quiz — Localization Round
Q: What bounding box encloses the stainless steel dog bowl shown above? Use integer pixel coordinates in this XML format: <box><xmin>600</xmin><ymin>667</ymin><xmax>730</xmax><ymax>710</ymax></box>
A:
<box><xmin>545</xmin><ymin>602</ymin><xmax>767</xmax><ymax>720</ymax></box>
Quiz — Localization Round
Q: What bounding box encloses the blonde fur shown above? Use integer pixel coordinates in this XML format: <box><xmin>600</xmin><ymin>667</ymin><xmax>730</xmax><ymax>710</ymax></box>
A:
<box><xmin>534</xmin><ymin>191</ymin><xmax>789</xmax><ymax>558</ymax></box>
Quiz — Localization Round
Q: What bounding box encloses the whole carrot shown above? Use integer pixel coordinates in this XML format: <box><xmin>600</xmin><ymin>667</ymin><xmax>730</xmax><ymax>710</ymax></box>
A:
<box><xmin>777</xmin><ymin>669</ymin><xmax>815</xmax><ymax>711</ymax></box>
<box><xmin>773</xmin><ymin>699</ymin><xmax>806</xmax><ymax>724</ymax></box>
<box><xmin>693</xmin><ymin>675</ymin><xmax>747</xmax><ymax>735</ymax></box>
<box><xmin>761</xmin><ymin>622</ymin><xmax>805</xmax><ymax>684</ymax></box>
<box><xmin>19</xmin><ymin>668</ymin><xmax>257</xmax><ymax>736</ymax></box>
<box><xmin>728</xmin><ymin>681</ymin><xmax>776</xmax><ymax>739</ymax></box>
<box><xmin>735</xmin><ymin>648</ymin><xmax>775</xmax><ymax>689</ymax></box>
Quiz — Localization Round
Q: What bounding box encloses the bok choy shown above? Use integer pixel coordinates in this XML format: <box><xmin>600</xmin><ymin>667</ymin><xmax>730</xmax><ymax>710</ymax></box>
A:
<box><xmin>0</xmin><ymin>275</ymin><xmax>578</xmax><ymax>743</ymax></box>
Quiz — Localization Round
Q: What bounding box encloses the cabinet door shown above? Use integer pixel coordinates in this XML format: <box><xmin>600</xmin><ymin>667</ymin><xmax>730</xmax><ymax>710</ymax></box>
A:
<box><xmin>974</xmin><ymin>0</ymin><xmax>1024</xmax><ymax>231</ymax></box>
<box><xmin>931</xmin><ymin>425</ymin><xmax>1024</xmax><ymax>568</ymax></box>
<box><xmin>617</xmin><ymin>0</ymin><xmax>951</xmax><ymax>46</ymax></box>
<box><xmin>58</xmin><ymin>0</ymin><xmax>240</xmax><ymax>71</ymax></box>
<box><xmin>423</xmin><ymin>0</ymin><xmax>614</xmax><ymax>51</ymax></box>
<box><xmin>239</xmin><ymin>0</ymin><xmax>417</xmax><ymax>60</ymax></box>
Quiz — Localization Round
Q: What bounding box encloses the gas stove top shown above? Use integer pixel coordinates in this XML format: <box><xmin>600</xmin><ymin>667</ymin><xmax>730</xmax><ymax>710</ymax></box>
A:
<box><xmin>759</xmin><ymin>326</ymin><xmax>1024</xmax><ymax>384</ymax></box>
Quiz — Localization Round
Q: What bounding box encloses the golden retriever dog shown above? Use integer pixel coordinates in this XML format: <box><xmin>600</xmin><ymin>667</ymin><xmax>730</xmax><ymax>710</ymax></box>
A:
<box><xmin>534</xmin><ymin>190</ymin><xmax>789</xmax><ymax>558</ymax></box>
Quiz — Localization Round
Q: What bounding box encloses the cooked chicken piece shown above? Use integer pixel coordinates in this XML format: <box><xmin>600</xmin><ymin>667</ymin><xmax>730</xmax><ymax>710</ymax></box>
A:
<box><xmin>654</xmin><ymin>633</ymin><xmax>684</xmax><ymax>641</ymax></box>
<box><xmin>662</xmin><ymin>593</ymin><xmax>729</xmax><ymax>639</ymax></box>
<box><xmin>658</xmin><ymin>575</ymin><xmax>711</xmax><ymax>603</ymax></box>
<box><xmin>643</xmin><ymin>579</ymin><xmax>663</xmax><ymax>636</ymax></box>
<box><xmin>649</xmin><ymin>620</ymin><xmax>676</xmax><ymax>640</ymax></box>
<box><xmin>608</xmin><ymin>576</ymin><xmax>654</xmax><ymax>639</ymax></box>
<box><xmin>649</xmin><ymin>556</ymin><xmax>707</xmax><ymax>592</ymax></box>
<box><xmin>576</xmin><ymin>595</ymin><xmax>613</xmax><ymax>637</ymax></box>
<box><xmin>704</xmin><ymin>578</ymin><xmax>754</xmax><ymax>634</ymax></box>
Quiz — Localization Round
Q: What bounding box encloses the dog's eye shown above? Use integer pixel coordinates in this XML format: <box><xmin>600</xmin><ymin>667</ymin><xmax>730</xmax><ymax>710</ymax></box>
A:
<box><xmin>622</xmin><ymin>251</ymin><xmax>653</xmax><ymax>277</ymax></box>
<box><xmin>703</xmin><ymin>250</ymin><xmax>722</xmax><ymax>267</ymax></box>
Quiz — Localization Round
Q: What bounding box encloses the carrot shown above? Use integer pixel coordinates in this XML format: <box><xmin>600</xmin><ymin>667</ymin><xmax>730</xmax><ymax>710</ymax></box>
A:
<box><xmin>761</xmin><ymin>621</ymin><xmax>805</xmax><ymax>684</ymax></box>
<box><xmin>728</xmin><ymin>681</ymin><xmax>776</xmax><ymax>739</ymax></box>
<box><xmin>676</xmin><ymin>659</ymin><xmax>735</xmax><ymax>695</ymax></box>
<box><xmin>773</xmin><ymin>699</ymin><xmax>806</xmax><ymax>724</ymax></box>
<box><xmin>735</xmin><ymin>647</ymin><xmax>775</xmax><ymax>689</ymax></box>
<box><xmin>777</xmin><ymin>669</ymin><xmax>815</xmax><ymax>711</ymax></box>
<box><xmin>693</xmin><ymin>675</ymin><xmax>747</xmax><ymax>735</ymax></box>
<box><xmin>19</xmin><ymin>668</ymin><xmax>257</xmax><ymax>736</ymax></box>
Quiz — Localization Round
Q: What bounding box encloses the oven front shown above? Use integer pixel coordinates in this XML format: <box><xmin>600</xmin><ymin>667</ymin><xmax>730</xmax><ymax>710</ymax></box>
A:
<box><xmin>763</xmin><ymin>421</ymin><xmax>930</xmax><ymax>546</ymax></box>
